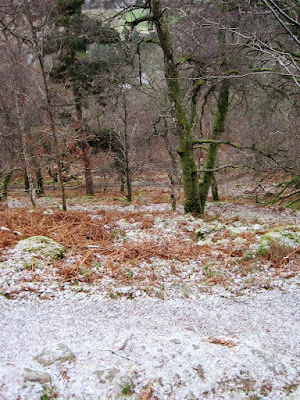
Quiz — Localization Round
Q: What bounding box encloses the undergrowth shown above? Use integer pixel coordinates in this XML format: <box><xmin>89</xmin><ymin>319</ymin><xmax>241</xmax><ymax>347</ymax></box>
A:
<box><xmin>0</xmin><ymin>189</ymin><xmax>299</xmax><ymax>291</ymax></box>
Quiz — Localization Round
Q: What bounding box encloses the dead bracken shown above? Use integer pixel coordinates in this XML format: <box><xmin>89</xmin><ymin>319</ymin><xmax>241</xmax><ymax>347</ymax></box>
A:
<box><xmin>0</xmin><ymin>188</ymin><xmax>299</xmax><ymax>298</ymax></box>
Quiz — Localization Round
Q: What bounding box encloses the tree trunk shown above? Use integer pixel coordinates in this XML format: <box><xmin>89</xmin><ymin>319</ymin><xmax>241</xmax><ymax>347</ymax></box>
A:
<box><xmin>73</xmin><ymin>87</ymin><xmax>95</xmax><ymax>196</ymax></box>
<box><xmin>151</xmin><ymin>0</ymin><xmax>201</xmax><ymax>214</ymax></box>
<box><xmin>121</xmin><ymin>88</ymin><xmax>132</xmax><ymax>202</ymax></box>
<box><xmin>168</xmin><ymin>171</ymin><xmax>176</xmax><ymax>211</ymax></box>
<box><xmin>120</xmin><ymin>170</ymin><xmax>125</xmax><ymax>193</ymax></box>
<box><xmin>199</xmin><ymin>81</ymin><xmax>229</xmax><ymax>214</ymax></box>
<box><xmin>0</xmin><ymin>170</ymin><xmax>13</xmax><ymax>201</ymax></box>
<box><xmin>211</xmin><ymin>174</ymin><xmax>220</xmax><ymax>202</ymax></box>
<box><xmin>178</xmin><ymin>136</ymin><xmax>201</xmax><ymax>213</ymax></box>
<box><xmin>15</xmin><ymin>95</ymin><xmax>36</xmax><ymax>208</ymax></box>
<box><xmin>35</xmin><ymin>167</ymin><xmax>44</xmax><ymax>196</ymax></box>
<box><xmin>125</xmin><ymin>164</ymin><xmax>132</xmax><ymax>202</ymax></box>
<box><xmin>79</xmin><ymin>139</ymin><xmax>95</xmax><ymax>196</ymax></box>
<box><xmin>162</xmin><ymin>117</ymin><xmax>181</xmax><ymax>212</ymax></box>
<box><xmin>30</xmin><ymin>41</ymin><xmax>66</xmax><ymax>209</ymax></box>
<box><xmin>24</xmin><ymin>170</ymin><xmax>29</xmax><ymax>192</ymax></box>
<box><xmin>198</xmin><ymin>1</ymin><xmax>230</xmax><ymax>214</ymax></box>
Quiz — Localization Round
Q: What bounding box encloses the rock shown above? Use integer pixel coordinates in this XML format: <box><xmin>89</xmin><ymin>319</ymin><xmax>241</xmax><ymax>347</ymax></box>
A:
<box><xmin>94</xmin><ymin>370</ymin><xmax>106</xmax><ymax>383</ymax></box>
<box><xmin>106</xmin><ymin>367</ymin><xmax>120</xmax><ymax>381</ymax></box>
<box><xmin>9</xmin><ymin>235</ymin><xmax>64</xmax><ymax>269</ymax></box>
<box><xmin>228</xmin><ymin>223</ymin><xmax>265</xmax><ymax>237</ymax></box>
<box><xmin>233</xmin><ymin>237</ymin><xmax>248</xmax><ymax>246</ymax></box>
<box><xmin>170</xmin><ymin>339</ymin><xmax>181</xmax><ymax>345</ymax></box>
<box><xmin>193</xmin><ymin>364</ymin><xmax>205</xmax><ymax>380</ymax></box>
<box><xmin>24</xmin><ymin>368</ymin><xmax>51</xmax><ymax>383</ymax></box>
<box><xmin>194</xmin><ymin>222</ymin><xmax>223</xmax><ymax>239</ymax></box>
<box><xmin>257</xmin><ymin>226</ymin><xmax>300</xmax><ymax>256</ymax></box>
<box><xmin>94</xmin><ymin>367</ymin><xmax>120</xmax><ymax>383</ymax></box>
<box><xmin>34</xmin><ymin>343</ymin><xmax>75</xmax><ymax>366</ymax></box>
<box><xmin>251</xmin><ymin>349</ymin><xmax>286</xmax><ymax>375</ymax></box>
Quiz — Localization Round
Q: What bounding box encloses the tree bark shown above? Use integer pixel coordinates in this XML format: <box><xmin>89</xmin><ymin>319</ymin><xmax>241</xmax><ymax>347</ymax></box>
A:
<box><xmin>35</xmin><ymin>167</ymin><xmax>44</xmax><ymax>196</ymax></box>
<box><xmin>73</xmin><ymin>86</ymin><xmax>95</xmax><ymax>196</ymax></box>
<box><xmin>211</xmin><ymin>174</ymin><xmax>220</xmax><ymax>202</ymax></box>
<box><xmin>198</xmin><ymin>10</ymin><xmax>230</xmax><ymax>215</ymax></box>
<box><xmin>0</xmin><ymin>170</ymin><xmax>13</xmax><ymax>201</ymax></box>
<box><xmin>123</xmin><ymin>92</ymin><xmax>132</xmax><ymax>202</ymax></box>
<box><xmin>24</xmin><ymin>170</ymin><xmax>29</xmax><ymax>193</ymax></box>
<box><xmin>199</xmin><ymin>81</ymin><xmax>229</xmax><ymax>214</ymax></box>
<box><xmin>15</xmin><ymin>95</ymin><xmax>36</xmax><ymax>208</ymax></box>
<box><xmin>151</xmin><ymin>0</ymin><xmax>201</xmax><ymax>214</ymax></box>
<box><xmin>120</xmin><ymin>170</ymin><xmax>125</xmax><ymax>193</ymax></box>
<box><xmin>26</xmin><ymin>12</ymin><xmax>67</xmax><ymax>210</ymax></box>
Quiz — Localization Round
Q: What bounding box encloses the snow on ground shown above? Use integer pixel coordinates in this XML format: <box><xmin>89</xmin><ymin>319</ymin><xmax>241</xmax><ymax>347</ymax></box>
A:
<box><xmin>0</xmin><ymin>197</ymin><xmax>300</xmax><ymax>399</ymax></box>
<box><xmin>0</xmin><ymin>289</ymin><xmax>299</xmax><ymax>400</ymax></box>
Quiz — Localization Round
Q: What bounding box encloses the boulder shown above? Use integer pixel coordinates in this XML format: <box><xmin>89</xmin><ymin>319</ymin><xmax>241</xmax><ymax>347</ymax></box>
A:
<box><xmin>8</xmin><ymin>235</ymin><xmax>64</xmax><ymax>269</ymax></box>
<box><xmin>24</xmin><ymin>368</ymin><xmax>51</xmax><ymax>383</ymax></box>
<box><xmin>34</xmin><ymin>344</ymin><xmax>75</xmax><ymax>366</ymax></box>
<box><xmin>257</xmin><ymin>226</ymin><xmax>300</xmax><ymax>256</ymax></box>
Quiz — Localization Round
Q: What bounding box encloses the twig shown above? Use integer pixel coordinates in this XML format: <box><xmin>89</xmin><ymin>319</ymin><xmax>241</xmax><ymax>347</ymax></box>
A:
<box><xmin>99</xmin><ymin>349</ymin><xmax>134</xmax><ymax>362</ymax></box>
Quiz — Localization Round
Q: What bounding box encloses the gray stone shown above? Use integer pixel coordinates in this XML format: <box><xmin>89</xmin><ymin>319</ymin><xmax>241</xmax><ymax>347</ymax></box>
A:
<box><xmin>24</xmin><ymin>368</ymin><xmax>51</xmax><ymax>383</ymax></box>
<box><xmin>193</xmin><ymin>364</ymin><xmax>205</xmax><ymax>380</ymax></box>
<box><xmin>34</xmin><ymin>343</ymin><xmax>75</xmax><ymax>366</ymax></box>
<box><xmin>106</xmin><ymin>367</ymin><xmax>120</xmax><ymax>381</ymax></box>
<box><xmin>170</xmin><ymin>339</ymin><xmax>181</xmax><ymax>345</ymax></box>
<box><xmin>94</xmin><ymin>367</ymin><xmax>120</xmax><ymax>383</ymax></box>
<box><xmin>94</xmin><ymin>370</ymin><xmax>106</xmax><ymax>383</ymax></box>
<box><xmin>194</xmin><ymin>223</ymin><xmax>223</xmax><ymax>239</ymax></box>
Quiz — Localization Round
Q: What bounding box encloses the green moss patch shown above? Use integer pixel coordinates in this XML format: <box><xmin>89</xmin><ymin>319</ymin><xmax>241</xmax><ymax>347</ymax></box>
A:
<box><xmin>194</xmin><ymin>222</ymin><xmax>223</xmax><ymax>239</ymax></box>
<box><xmin>257</xmin><ymin>226</ymin><xmax>300</xmax><ymax>256</ymax></box>
<box><xmin>9</xmin><ymin>236</ymin><xmax>64</xmax><ymax>270</ymax></box>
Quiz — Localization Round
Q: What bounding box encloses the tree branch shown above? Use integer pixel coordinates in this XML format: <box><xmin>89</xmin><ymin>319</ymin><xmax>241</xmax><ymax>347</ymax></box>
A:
<box><xmin>193</xmin><ymin>139</ymin><xmax>280</xmax><ymax>165</ymax></box>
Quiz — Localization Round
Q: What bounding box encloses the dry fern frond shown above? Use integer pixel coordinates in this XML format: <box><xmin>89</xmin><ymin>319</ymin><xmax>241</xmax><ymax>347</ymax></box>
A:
<box><xmin>206</xmin><ymin>336</ymin><xmax>239</xmax><ymax>347</ymax></box>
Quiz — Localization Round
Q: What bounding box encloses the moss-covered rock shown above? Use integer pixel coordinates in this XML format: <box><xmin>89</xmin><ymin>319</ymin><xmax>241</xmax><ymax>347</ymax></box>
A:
<box><xmin>228</xmin><ymin>223</ymin><xmax>265</xmax><ymax>237</ymax></box>
<box><xmin>194</xmin><ymin>222</ymin><xmax>223</xmax><ymax>239</ymax></box>
<box><xmin>34</xmin><ymin>343</ymin><xmax>75</xmax><ymax>366</ymax></box>
<box><xmin>8</xmin><ymin>235</ymin><xmax>64</xmax><ymax>269</ymax></box>
<box><xmin>257</xmin><ymin>226</ymin><xmax>300</xmax><ymax>256</ymax></box>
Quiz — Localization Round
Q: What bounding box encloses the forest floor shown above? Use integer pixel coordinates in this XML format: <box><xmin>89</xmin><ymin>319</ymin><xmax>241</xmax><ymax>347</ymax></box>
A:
<box><xmin>0</xmin><ymin>188</ymin><xmax>299</xmax><ymax>399</ymax></box>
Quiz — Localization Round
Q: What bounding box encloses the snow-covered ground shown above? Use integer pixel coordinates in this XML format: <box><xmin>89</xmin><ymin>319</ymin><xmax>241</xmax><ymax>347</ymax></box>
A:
<box><xmin>0</xmin><ymin>197</ymin><xmax>300</xmax><ymax>399</ymax></box>
<box><xmin>0</xmin><ymin>288</ymin><xmax>299</xmax><ymax>400</ymax></box>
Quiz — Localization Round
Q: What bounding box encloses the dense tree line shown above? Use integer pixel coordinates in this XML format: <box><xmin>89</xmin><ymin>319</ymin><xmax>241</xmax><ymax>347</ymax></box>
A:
<box><xmin>0</xmin><ymin>0</ymin><xmax>299</xmax><ymax>213</ymax></box>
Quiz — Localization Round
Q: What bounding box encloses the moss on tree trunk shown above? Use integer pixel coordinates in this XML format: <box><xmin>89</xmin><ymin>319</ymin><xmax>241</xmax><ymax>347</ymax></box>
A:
<box><xmin>199</xmin><ymin>81</ymin><xmax>229</xmax><ymax>214</ymax></box>
<box><xmin>151</xmin><ymin>0</ymin><xmax>201</xmax><ymax>214</ymax></box>
<box><xmin>0</xmin><ymin>170</ymin><xmax>13</xmax><ymax>201</ymax></box>
<box><xmin>211</xmin><ymin>174</ymin><xmax>220</xmax><ymax>202</ymax></box>
<box><xmin>178</xmin><ymin>134</ymin><xmax>201</xmax><ymax>214</ymax></box>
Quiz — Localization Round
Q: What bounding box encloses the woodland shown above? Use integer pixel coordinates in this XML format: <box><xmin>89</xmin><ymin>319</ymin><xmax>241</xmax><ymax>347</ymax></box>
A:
<box><xmin>0</xmin><ymin>2</ymin><xmax>300</xmax><ymax>399</ymax></box>
<box><xmin>0</xmin><ymin>0</ymin><xmax>299</xmax><ymax>212</ymax></box>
